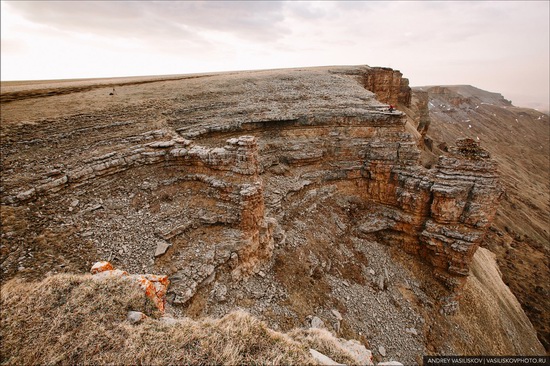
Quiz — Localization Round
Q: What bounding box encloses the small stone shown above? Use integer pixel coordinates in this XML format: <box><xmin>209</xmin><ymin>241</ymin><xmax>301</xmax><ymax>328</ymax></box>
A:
<box><xmin>331</xmin><ymin>309</ymin><xmax>343</xmax><ymax>321</ymax></box>
<box><xmin>70</xmin><ymin>199</ymin><xmax>79</xmax><ymax>207</ymax></box>
<box><xmin>127</xmin><ymin>311</ymin><xmax>147</xmax><ymax>323</ymax></box>
<box><xmin>378</xmin><ymin>362</ymin><xmax>403</xmax><ymax>366</ymax></box>
<box><xmin>309</xmin><ymin>349</ymin><xmax>344</xmax><ymax>366</ymax></box>
<box><xmin>258</xmin><ymin>270</ymin><xmax>266</xmax><ymax>278</ymax></box>
<box><xmin>154</xmin><ymin>241</ymin><xmax>171</xmax><ymax>257</ymax></box>
<box><xmin>310</xmin><ymin>316</ymin><xmax>325</xmax><ymax>329</ymax></box>
<box><xmin>377</xmin><ymin>274</ymin><xmax>385</xmax><ymax>290</ymax></box>
<box><xmin>368</xmin><ymin>269</ymin><xmax>375</xmax><ymax>275</ymax></box>
<box><xmin>405</xmin><ymin>327</ymin><xmax>418</xmax><ymax>335</ymax></box>
<box><xmin>91</xmin><ymin>261</ymin><xmax>113</xmax><ymax>274</ymax></box>
<box><xmin>378</xmin><ymin>345</ymin><xmax>386</xmax><ymax>357</ymax></box>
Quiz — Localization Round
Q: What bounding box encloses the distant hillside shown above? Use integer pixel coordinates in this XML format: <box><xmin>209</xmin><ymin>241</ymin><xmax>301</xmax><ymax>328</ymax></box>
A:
<box><xmin>410</xmin><ymin>85</ymin><xmax>550</xmax><ymax>351</ymax></box>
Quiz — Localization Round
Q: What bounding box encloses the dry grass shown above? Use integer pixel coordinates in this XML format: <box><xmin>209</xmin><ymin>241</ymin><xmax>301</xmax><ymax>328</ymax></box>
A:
<box><xmin>0</xmin><ymin>273</ymin><xmax>364</xmax><ymax>365</ymax></box>
<box><xmin>288</xmin><ymin>328</ymin><xmax>358</xmax><ymax>365</ymax></box>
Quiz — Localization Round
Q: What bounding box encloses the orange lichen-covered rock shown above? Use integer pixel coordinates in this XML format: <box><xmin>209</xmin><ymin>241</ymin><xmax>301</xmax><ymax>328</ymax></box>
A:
<box><xmin>90</xmin><ymin>261</ymin><xmax>169</xmax><ymax>313</ymax></box>
<box><xmin>130</xmin><ymin>274</ymin><xmax>170</xmax><ymax>313</ymax></box>
<box><xmin>90</xmin><ymin>261</ymin><xmax>114</xmax><ymax>274</ymax></box>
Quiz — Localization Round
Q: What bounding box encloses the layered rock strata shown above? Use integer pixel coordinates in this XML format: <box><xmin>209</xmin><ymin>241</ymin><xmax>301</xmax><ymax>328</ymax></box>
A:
<box><xmin>362</xmin><ymin>138</ymin><xmax>502</xmax><ymax>289</ymax></box>
<box><xmin>2</xmin><ymin>134</ymin><xmax>273</xmax><ymax>305</ymax></box>
<box><xmin>0</xmin><ymin>65</ymin><xmax>501</xmax><ymax>302</ymax></box>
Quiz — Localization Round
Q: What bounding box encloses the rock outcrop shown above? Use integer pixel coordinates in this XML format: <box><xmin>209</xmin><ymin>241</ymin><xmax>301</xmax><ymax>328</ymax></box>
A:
<box><xmin>0</xmin><ymin>65</ymin><xmax>502</xmax><ymax>304</ymax></box>
<box><xmin>362</xmin><ymin>137</ymin><xmax>502</xmax><ymax>291</ymax></box>
<box><xmin>360</xmin><ymin>67</ymin><xmax>411</xmax><ymax>106</ymax></box>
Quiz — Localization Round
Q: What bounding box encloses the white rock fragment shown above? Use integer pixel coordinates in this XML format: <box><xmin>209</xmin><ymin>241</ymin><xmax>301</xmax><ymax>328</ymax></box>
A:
<box><xmin>127</xmin><ymin>311</ymin><xmax>147</xmax><ymax>324</ymax></box>
<box><xmin>309</xmin><ymin>349</ymin><xmax>344</xmax><ymax>366</ymax></box>
<box><xmin>154</xmin><ymin>241</ymin><xmax>171</xmax><ymax>257</ymax></box>
<box><xmin>310</xmin><ymin>316</ymin><xmax>325</xmax><ymax>329</ymax></box>
<box><xmin>338</xmin><ymin>339</ymin><xmax>373</xmax><ymax>365</ymax></box>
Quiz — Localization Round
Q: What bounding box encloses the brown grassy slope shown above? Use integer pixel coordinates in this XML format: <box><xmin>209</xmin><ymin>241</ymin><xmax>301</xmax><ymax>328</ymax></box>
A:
<box><xmin>0</xmin><ymin>274</ymin><xmax>362</xmax><ymax>365</ymax></box>
<box><xmin>411</xmin><ymin>85</ymin><xmax>550</xmax><ymax>351</ymax></box>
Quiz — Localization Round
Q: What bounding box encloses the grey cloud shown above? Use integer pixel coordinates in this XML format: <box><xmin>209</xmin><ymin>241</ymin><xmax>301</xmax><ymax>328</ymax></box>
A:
<box><xmin>6</xmin><ymin>1</ymin><xmax>288</xmax><ymax>43</ymax></box>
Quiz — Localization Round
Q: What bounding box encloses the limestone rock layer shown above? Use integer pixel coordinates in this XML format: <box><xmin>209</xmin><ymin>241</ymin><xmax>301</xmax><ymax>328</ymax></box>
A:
<box><xmin>0</xmin><ymin>65</ymin><xmax>502</xmax><ymax>299</ymax></box>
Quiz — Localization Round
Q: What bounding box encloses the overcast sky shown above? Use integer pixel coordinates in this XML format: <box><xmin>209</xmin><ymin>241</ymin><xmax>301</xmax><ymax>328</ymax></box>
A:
<box><xmin>1</xmin><ymin>1</ymin><xmax>549</xmax><ymax>110</ymax></box>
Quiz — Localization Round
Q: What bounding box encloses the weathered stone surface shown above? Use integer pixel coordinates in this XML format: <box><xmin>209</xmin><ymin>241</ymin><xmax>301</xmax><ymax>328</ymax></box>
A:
<box><xmin>154</xmin><ymin>241</ymin><xmax>171</xmax><ymax>257</ymax></box>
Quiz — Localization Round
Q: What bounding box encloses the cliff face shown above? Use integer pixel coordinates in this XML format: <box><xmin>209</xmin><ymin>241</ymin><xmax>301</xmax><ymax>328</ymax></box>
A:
<box><xmin>366</xmin><ymin>138</ymin><xmax>502</xmax><ymax>290</ymax></box>
<box><xmin>1</xmin><ymin>68</ymin><xmax>500</xmax><ymax>294</ymax></box>
<box><xmin>411</xmin><ymin>84</ymin><xmax>550</xmax><ymax>351</ymax></box>
<box><xmin>360</xmin><ymin>67</ymin><xmax>411</xmax><ymax>106</ymax></box>
<box><xmin>1</xmin><ymin>65</ymin><xmax>541</xmax><ymax>360</ymax></box>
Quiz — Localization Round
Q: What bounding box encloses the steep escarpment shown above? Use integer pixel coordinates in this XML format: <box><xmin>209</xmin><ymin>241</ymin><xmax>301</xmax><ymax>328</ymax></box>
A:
<box><xmin>1</xmin><ymin>66</ymin><xmax>544</xmax><ymax>361</ymax></box>
<box><xmin>1</xmin><ymin>67</ymin><xmax>501</xmax><ymax>294</ymax></box>
<box><xmin>411</xmin><ymin>85</ymin><xmax>549</xmax><ymax>351</ymax></box>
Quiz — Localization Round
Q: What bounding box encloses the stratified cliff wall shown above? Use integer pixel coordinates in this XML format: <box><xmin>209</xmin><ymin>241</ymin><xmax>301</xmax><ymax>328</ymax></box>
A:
<box><xmin>1</xmin><ymin>65</ymin><xmax>501</xmax><ymax>301</ymax></box>
<box><xmin>361</xmin><ymin>67</ymin><xmax>411</xmax><ymax>107</ymax></box>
